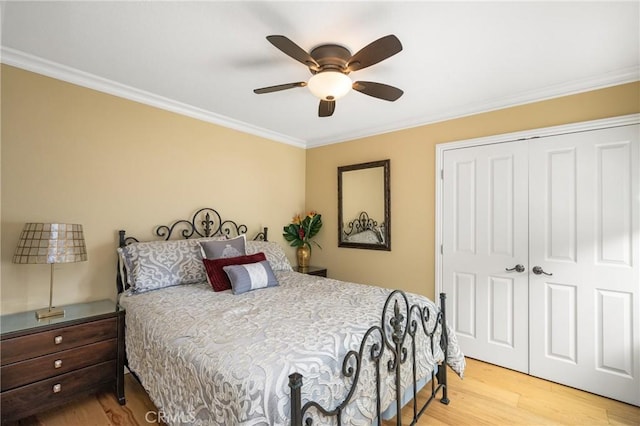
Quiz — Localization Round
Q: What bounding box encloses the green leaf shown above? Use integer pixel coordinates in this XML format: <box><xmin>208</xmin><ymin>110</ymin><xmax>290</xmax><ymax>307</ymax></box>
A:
<box><xmin>283</xmin><ymin>224</ymin><xmax>304</xmax><ymax>247</ymax></box>
<box><xmin>307</xmin><ymin>214</ymin><xmax>322</xmax><ymax>239</ymax></box>
<box><xmin>283</xmin><ymin>213</ymin><xmax>323</xmax><ymax>249</ymax></box>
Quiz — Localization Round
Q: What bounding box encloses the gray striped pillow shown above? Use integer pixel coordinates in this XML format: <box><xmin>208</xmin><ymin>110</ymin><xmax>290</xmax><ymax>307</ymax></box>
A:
<box><xmin>222</xmin><ymin>260</ymin><xmax>279</xmax><ymax>295</ymax></box>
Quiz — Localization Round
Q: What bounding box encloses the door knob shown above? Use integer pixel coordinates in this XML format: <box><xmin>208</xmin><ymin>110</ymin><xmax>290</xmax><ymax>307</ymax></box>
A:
<box><xmin>532</xmin><ymin>266</ymin><xmax>552</xmax><ymax>276</ymax></box>
<box><xmin>505</xmin><ymin>264</ymin><xmax>525</xmax><ymax>273</ymax></box>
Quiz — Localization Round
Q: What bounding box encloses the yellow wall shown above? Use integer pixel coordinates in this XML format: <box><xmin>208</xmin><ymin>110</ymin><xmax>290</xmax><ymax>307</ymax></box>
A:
<box><xmin>1</xmin><ymin>65</ymin><xmax>306</xmax><ymax>314</ymax></box>
<box><xmin>2</xmin><ymin>63</ymin><xmax>638</xmax><ymax>314</ymax></box>
<box><xmin>306</xmin><ymin>82</ymin><xmax>640</xmax><ymax>299</ymax></box>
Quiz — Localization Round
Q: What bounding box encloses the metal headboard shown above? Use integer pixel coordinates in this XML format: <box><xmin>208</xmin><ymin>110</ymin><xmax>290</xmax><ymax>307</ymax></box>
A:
<box><xmin>116</xmin><ymin>207</ymin><xmax>268</xmax><ymax>293</ymax></box>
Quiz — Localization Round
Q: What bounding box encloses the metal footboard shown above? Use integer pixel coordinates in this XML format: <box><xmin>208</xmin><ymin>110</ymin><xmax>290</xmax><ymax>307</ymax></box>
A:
<box><xmin>289</xmin><ymin>292</ymin><xmax>450</xmax><ymax>425</ymax></box>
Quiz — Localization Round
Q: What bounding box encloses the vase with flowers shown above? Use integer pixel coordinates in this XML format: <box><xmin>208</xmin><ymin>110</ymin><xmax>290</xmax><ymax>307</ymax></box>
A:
<box><xmin>283</xmin><ymin>211</ymin><xmax>322</xmax><ymax>269</ymax></box>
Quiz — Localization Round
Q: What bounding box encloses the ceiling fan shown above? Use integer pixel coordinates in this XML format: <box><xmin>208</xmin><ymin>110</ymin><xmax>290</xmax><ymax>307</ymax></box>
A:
<box><xmin>253</xmin><ymin>34</ymin><xmax>404</xmax><ymax>117</ymax></box>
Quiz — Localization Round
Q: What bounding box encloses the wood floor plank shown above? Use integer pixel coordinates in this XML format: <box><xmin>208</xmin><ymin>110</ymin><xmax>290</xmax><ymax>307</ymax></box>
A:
<box><xmin>517</xmin><ymin>392</ymin><xmax>610</xmax><ymax>425</ymax></box>
<box><xmin>31</xmin><ymin>394</ymin><xmax>112</xmax><ymax>426</ymax></box>
<box><xmin>96</xmin><ymin>391</ymin><xmax>141</xmax><ymax>426</ymax></box>
<box><xmin>96</xmin><ymin>376</ymin><xmax>161</xmax><ymax>426</ymax></box>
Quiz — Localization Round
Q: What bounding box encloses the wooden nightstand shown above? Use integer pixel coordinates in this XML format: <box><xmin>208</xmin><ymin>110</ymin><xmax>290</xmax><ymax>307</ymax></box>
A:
<box><xmin>0</xmin><ymin>299</ymin><xmax>125</xmax><ymax>423</ymax></box>
<box><xmin>296</xmin><ymin>266</ymin><xmax>327</xmax><ymax>277</ymax></box>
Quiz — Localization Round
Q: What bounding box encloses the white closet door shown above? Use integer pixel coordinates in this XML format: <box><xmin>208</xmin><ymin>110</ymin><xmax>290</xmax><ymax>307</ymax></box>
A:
<box><xmin>529</xmin><ymin>125</ymin><xmax>639</xmax><ymax>406</ymax></box>
<box><xmin>442</xmin><ymin>141</ymin><xmax>529</xmax><ymax>372</ymax></box>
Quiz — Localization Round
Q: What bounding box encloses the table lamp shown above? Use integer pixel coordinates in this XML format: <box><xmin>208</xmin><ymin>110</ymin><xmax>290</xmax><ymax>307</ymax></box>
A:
<box><xmin>13</xmin><ymin>223</ymin><xmax>87</xmax><ymax>319</ymax></box>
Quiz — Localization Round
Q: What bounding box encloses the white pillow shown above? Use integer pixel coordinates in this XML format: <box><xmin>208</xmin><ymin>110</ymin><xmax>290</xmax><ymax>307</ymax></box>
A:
<box><xmin>245</xmin><ymin>240</ymin><xmax>293</xmax><ymax>271</ymax></box>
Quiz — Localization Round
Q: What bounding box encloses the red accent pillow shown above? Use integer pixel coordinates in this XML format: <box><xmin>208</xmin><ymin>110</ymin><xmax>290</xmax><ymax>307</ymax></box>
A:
<box><xmin>202</xmin><ymin>252</ymin><xmax>267</xmax><ymax>292</ymax></box>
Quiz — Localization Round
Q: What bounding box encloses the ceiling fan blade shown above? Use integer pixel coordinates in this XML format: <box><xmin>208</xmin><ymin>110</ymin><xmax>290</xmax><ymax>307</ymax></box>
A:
<box><xmin>352</xmin><ymin>81</ymin><xmax>404</xmax><ymax>101</ymax></box>
<box><xmin>319</xmin><ymin>100</ymin><xmax>335</xmax><ymax>117</ymax></box>
<box><xmin>266</xmin><ymin>35</ymin><xmax>319</xmax><ymax>71</ymax></box>
<box><xmin>347</xmin><ymin>35</ymin><xmax>403</xmax><ymax>72</ymax></box>
<box><xmin>254</xmin><ymin>82</ymin><xmax>306</xmax><ymax>94</ymax></box>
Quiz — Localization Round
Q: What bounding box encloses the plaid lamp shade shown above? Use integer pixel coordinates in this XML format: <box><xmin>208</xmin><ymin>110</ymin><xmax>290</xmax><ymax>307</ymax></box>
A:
<box><xmin>13</xmin><ymin>223</ymin><xmax>88</xmax><ymax>264</ymax></box>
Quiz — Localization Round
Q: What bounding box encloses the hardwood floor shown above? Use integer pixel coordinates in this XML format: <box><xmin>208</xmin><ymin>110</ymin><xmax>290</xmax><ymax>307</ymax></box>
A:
<box><xmin>6</xmin><ymin>358</ymin><xmax>639</xmax><ymax>425</ymax></box>
<box><xmin>387</xmin><ymin>358</ymin><xmax>639</xmax><ymax>425</ymax></box>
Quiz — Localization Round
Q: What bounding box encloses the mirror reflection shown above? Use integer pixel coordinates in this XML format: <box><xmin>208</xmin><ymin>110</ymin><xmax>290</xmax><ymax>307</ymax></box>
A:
<box><xmin>338</xmin><ymin>160</ymin><xmax>390</xmax><ymax>250</ymax></box>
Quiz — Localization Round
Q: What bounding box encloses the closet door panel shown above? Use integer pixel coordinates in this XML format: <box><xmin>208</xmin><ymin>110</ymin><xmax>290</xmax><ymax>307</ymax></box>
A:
<box><xmin>529</xmin><ymin>125</ymin><xmax>639</xmax><ymax>406</ymax></box>
<box><xmin>596</xmin><ymin>290</ymin><xmax>633</xmax><ymax>377</ymax></box>
<box><xmin>453</xmin><ymin>272</ymin><xmax>477</xmax><ymax>338</ymax></box>
<box><xmin>443</xmin><ymin>141</ymin><xmax>529</xmax><ymax>372</ymax></box>
<box><xmin>544</xmin><ymin>282</ymin><xmax>577</xmax><ymax>363</ymax></box>
<box><xmin>545</xmin><ymin>147</ymin><xmax>577</xmax><ymax>262</ymax></box>
<box><xmin>596</xmin><ymin>141</ymin><xmax>632</xmax><ymax>266</ymax></box>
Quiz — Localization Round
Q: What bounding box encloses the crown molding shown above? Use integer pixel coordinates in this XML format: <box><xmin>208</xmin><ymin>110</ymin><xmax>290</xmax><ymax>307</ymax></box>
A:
<box><xmin>3</xmin><ymin>47</ymin><xmax>637</xmax><ymax>150</ymax></box>
<box><xmin>0</xmin><ymin>47</ymin><xmax>306</xmax><ymax>149</ymax></box>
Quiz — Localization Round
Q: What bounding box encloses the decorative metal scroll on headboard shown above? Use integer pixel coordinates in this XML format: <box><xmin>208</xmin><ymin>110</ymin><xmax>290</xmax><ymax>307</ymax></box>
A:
<box><xmin>118</xmin><ymin>207</ymin><xmax>268</xmax><ymax>247</ymax></box>
<box><xmin>343</xmin><ymin>211</ymin><xmax>379</xmax><ymax>236</ymax></box>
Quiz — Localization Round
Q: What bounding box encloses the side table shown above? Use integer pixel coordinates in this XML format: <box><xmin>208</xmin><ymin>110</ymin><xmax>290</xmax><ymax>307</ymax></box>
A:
<box><xmin>296</xmin><ymin>265</ymin><xmax>327</xmax><ymax>277</ymax></box>
<box><xmin>0</xmin><ymin>299</ymin><xmax>125</xmax><ymax>422</ymax></box>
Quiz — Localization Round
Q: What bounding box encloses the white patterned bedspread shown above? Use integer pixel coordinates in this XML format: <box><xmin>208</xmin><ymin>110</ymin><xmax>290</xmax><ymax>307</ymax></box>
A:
<box><xmin>119</xmin><ymin>271</ymin><xmax>465</xmax><ymax>425</ymax></box>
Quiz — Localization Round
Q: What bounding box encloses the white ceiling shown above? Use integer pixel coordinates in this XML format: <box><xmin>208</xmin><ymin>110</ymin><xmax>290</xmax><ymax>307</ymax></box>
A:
<box><xmin>1</xmin><ymin>1</ymin><xmax>638</xmax><ymax>148</ymax></box>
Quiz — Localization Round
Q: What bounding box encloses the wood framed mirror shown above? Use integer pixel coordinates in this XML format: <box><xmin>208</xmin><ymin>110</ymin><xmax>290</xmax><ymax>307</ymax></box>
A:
<box><xmin>338</xmin><ymin>159</ymin><xmax>390</xmax><ymax>250</ymax></box>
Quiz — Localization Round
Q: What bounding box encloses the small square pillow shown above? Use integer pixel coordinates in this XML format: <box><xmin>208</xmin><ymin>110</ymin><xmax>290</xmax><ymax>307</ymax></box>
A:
<box><xmin>223</xmin><ymin>260</ymin><xmax>279</xmax><ymax>295</ymax></box>
<box><xmin>202</xmin><ymin>252</ymin><xmax>266</xmax><ymax>291</ymax></box>
<box><xmin>199</xmin><ymin>234</ymin><xmax>246</xmax><ymax>259</ymax></box>
<box><xmin>245</xmin><ymin>240</ymin><xmax>293</xmax><ymax>271</ymax></box>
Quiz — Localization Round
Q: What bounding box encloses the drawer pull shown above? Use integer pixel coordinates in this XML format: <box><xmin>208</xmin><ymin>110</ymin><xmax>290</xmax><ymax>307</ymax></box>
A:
<box><xmin>54</xmin><ymin>359</ymin><xmax>62</xmax><ymax>368</ymax></box>
<box><xmin>54</xmin><ymin>335</ymin><xmax>63</xmax><ymax>345</ymax></box>
<box><xmin>52</xmin><ymin>384</ymin><xmax>61</xmax><ymax>393</ymax></box>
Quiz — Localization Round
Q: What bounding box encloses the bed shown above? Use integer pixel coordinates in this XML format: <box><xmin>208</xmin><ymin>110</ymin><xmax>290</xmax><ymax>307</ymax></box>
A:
<box><xmin>116</xmin><ymin>207</ymin><xmax>465</xmax><ymax>425</ymax></box>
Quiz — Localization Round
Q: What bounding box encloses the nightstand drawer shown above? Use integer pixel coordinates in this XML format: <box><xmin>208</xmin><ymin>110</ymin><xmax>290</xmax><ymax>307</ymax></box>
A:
<box><xmin>0</xmin><ymin>360</ymin><xmax>116</xmax><ymax>422</ymax></box>
<box><xmin>1</xmin><ymin>339</ymin><xmax>117</xmax><ymax>391</ymax></box>
<box><xmin>1</xmin><ymin>317</ymin><xmax>117</xmax><ymax>366</ymax></box>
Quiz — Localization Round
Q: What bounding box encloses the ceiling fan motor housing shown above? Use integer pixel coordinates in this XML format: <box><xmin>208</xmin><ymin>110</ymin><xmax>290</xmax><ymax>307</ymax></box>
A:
<box><xmin>309</xmin><ymin>44</ymin><xmax>352</xmax><ymax>74</ymax></box>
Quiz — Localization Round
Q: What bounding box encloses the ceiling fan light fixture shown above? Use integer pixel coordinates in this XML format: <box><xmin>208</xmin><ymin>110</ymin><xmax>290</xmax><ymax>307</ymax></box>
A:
<box><xmin>307</xmin><ymin>71</ymin><xmax>352</xmax><ymax>101</ymax></box>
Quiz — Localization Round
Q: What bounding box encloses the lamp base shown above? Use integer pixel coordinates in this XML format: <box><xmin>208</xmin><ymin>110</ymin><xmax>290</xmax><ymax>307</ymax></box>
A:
<box><xmin>36</xmin><ymin>307</ymin><xmax>65</xmax><ymax>319</ymax></box>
